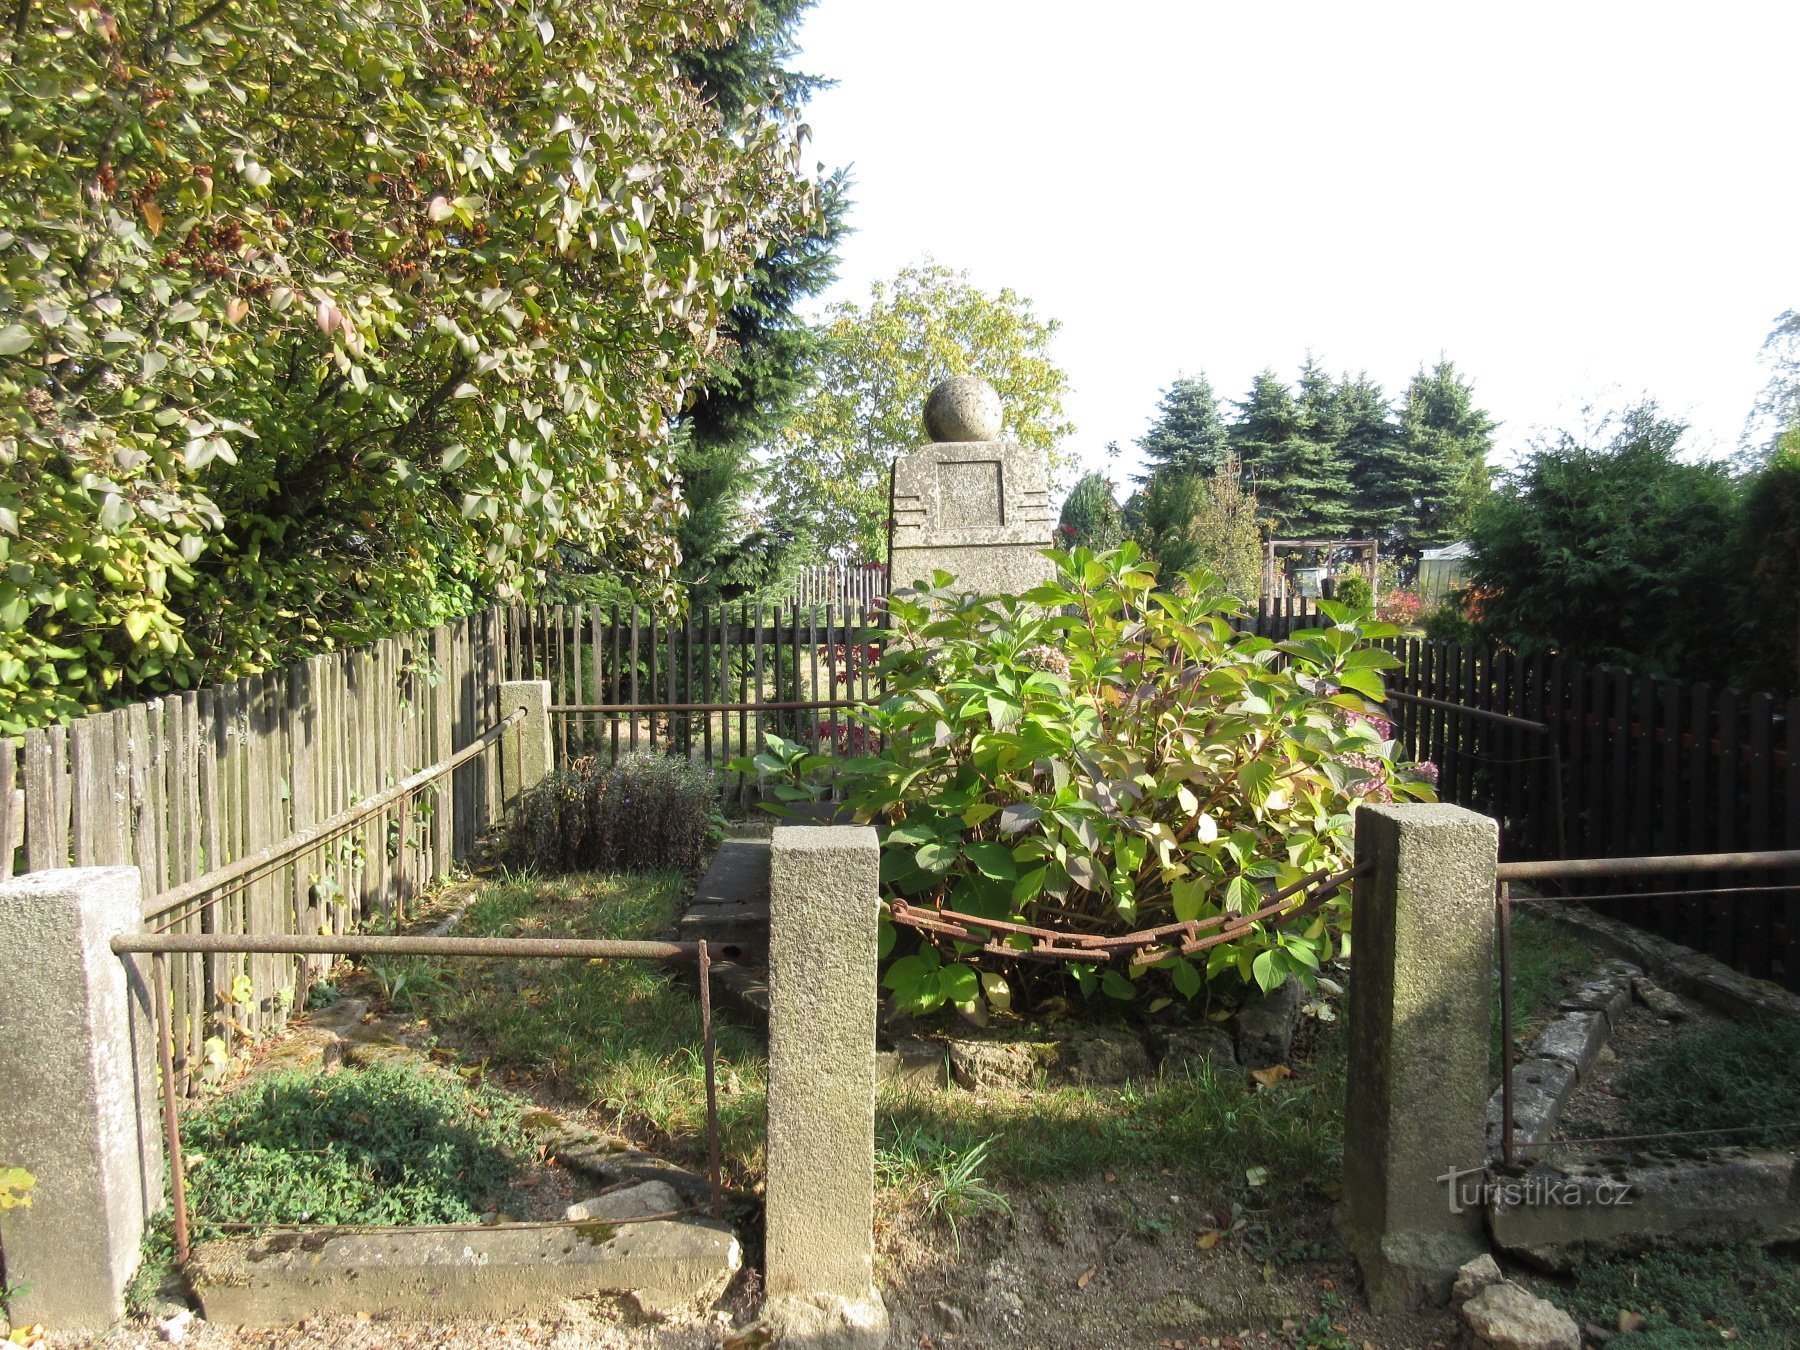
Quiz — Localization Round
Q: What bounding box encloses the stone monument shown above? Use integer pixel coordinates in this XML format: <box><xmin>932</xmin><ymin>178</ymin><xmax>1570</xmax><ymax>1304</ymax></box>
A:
<box><xmin>887</xmin><ymin>376</ymin><xmax>1056</xmax><ymax>596</ymax></box>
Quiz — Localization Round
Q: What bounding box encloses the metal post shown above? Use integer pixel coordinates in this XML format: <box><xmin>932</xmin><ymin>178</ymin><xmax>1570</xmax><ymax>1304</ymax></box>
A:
<box><xmin>1497</xmin><ymin>881</ymin><xmax>1516</xmax><ymax>1167</ymax></box>
<box><xmin>699</xmin><ymin>939</ymin><xmax>722</xmax><ymax>1221</ymax></box>
<box><xmin>153</xmin><ymin>954</ymin><xmax>192</xmax><ymax>1266</ymax></box>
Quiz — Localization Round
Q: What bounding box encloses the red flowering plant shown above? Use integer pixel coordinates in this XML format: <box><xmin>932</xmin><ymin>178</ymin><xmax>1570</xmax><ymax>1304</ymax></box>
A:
<box><xmin>736</xmin><ymin>546</ymin><xmax>1437</xmax><ymax>1015</ymax></box>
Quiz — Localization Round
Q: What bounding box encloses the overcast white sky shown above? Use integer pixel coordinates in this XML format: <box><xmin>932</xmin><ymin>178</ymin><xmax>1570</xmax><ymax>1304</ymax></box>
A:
<box><xmin>792</xmin><ymin>1</ymin><xmax>1800</xmax><ymax>486</ymax></box>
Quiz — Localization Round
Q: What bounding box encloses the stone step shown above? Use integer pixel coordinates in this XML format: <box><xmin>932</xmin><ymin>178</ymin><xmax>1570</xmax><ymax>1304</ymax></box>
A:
<box><xmin>678</xmin><ymin>838</ymin><xmax>770</xmax><ymax>964</ymax></box>
<box><xmin>190</xmin><ymin>1218</ymin><xmax>741</xmax><ymax>1326</ymax></box>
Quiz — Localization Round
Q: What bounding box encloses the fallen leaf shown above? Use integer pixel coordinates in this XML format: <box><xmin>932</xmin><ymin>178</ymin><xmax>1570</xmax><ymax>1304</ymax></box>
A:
<box><xmin>1250</xmin><ymin>1065</ymin><xmax>1292</xmax><ymax>1087</ymax></box>
<box><xmin>1103</xmin><ymin>1172</ymin><xmax>1116</xmax><ymax>1184</ymax></box>
<box><xmin>1197</xmin><ymin>1230</ymin><xmax>1222</xmax><ymax>1250</ymax></box>
<box><xmin>1319</xmin><ymin>1277</ymin><xmax>1336</xmax><ymax>1291</ymax></box>
<box><xmin>1618</xmin><ymin>1309</ymin><xmax>1646</xmax><ymax>1333</ymax></box>
<box><xmin>1077</xmin><ymin>1264</ymin><xmax>1098</xmax><ymax>1289</ymax></box>
<box><xmin>1244</xmin><ymin>1165</ymin><xmax>1269</xmax><ymax>1187</ymax></box>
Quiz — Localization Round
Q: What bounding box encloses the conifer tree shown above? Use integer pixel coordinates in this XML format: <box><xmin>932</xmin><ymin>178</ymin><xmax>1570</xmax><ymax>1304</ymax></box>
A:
<box><xmin>1382</xmin><ymin>360</ymin><xmax>1495</xmax><ymax>558</ymax></box>
<box><xmin>1137</xmin><ymin>375</ymin><xmax>1230</xmax><ymax>477</ymax></box>
<box><xmin>673</xmin><ymin>2</ymin><xmax>847</xmax><ymax>605</ymax></box>
<box><xmin>1230</xmin><ymin>369</ymin><xmax>1353</xmax><ymax>536</ymax></box>
<box><xmin>1058</xmin><ymin>472</ymin><xmax>1125</xmax><ymax>551</ymax></box>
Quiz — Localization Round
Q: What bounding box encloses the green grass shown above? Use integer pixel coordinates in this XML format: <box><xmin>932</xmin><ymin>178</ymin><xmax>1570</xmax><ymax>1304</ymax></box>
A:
<box><xmin>1618</xmin><ymin>1017</ymin><xmax>1800</xmax><ymax>1149</ymax></box>
<box><xmin>1529</xmin><ymin>1243</ymin><xmax>1800</xmax><ymax>1347</ymax></box>
<box><xmin>395</xmin><ymin>868</ymin><xmax>769</xmax><ymax>1175</ymax></box>
<box><xmin>1493</xmin><ymin>909</ymin><xmax>1597</xmax><ymax>1077</ymax></box>
<box><xmin>876</xmin><ymin>1024</ymin><xmax>1347</xmax><ymax>1210</ymax></box>
<box><xmin>127</xmin><ymin>1060</ymin><xmax>538</xmax><ymax>1314</ymax></box>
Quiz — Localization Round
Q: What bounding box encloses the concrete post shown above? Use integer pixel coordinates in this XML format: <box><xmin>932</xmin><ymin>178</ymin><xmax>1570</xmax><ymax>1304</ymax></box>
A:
<box><xmin>0</xmin><ymin>867</ymin><xmax>162</xmax><ymax>1330</ymax></box>
<box><xmin>763</xmin><ymin>825</ymin><xmax>887</xmax><ymax>1347</ymax></box>
<box><xmin>498</xmin><ymin>679</ymin><xmax>552</xmax><ymax>808</ymax></box>
<box><xmin>1340</xmin><ymin>803</ymin><xmax>1498</xmax><ymax>1310</ymax></box>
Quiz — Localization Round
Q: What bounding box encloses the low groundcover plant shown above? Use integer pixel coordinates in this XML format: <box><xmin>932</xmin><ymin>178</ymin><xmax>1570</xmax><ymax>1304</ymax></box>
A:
<box><xmin>739</xmin><ymin>545</ymin><xmax>1435</xmax><ymax>1015</ymax></box>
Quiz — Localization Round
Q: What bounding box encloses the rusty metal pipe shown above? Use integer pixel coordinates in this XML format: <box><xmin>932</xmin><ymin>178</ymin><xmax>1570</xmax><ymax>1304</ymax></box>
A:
<box><xmin>552</xmin><ymin>698</ymin><xmax>871</xmax><ymax>715</ymax></box>
<box><xmin>1384</xmin><ymin>687</ymin><xmax>1550</xmax><ymax>735</ymax></box>
<box><xmin>114</xmin><ymin>933</ymin><xmax>697</xmax><ymax>961</ymax></box>
<box><xmin>152</xmin><ymin>954</ymin><xmax>191</xmax><ymax>1266</ymax></box>
<box><xmin>1497</xmin><ymin>882</ymin><xmax>1516</xmax><ymax>1168</ymax></box>
<box><xmin>699</xmin><ymin>940</ymin><xmax>723</xmax><ymax>1221</ymax></box>
<box><xmin>1495</xmin><ymin>848</ymin><xmax>1800</xmax><ymax>882</ymax></box>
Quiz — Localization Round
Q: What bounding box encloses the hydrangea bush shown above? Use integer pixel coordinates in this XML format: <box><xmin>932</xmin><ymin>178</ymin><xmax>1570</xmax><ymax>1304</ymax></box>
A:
<box><xmin>743</xmin><ymin>546</ymin><xmax>1436</xmax><ymax>1015</ymax></box>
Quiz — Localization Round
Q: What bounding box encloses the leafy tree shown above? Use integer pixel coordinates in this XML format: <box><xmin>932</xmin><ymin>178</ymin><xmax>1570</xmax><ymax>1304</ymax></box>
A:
<box><xmin>1731</xmin><ymin>428</ymin><xmax>1800</xmax><ymax>693</ymax></box>
<box><xmin>763</xmin><ymin>262</ymin><xmax>1075</xmax><ymax>562</ymax></box>
<box><xmin>1466</xmin><ymin>404</ymin><xmax>1737</xmax><ymax>677</ymax></box>
<box><xmin>1230</xmin><ymin>369</ymin><xmax>1352</xmax><ymax>537</ymax></box>
<box><xmin>0</xmin><ymin>0</ymin><xmax>816</xmax><ymax>731</ymax></box>
<box><xmin>1741</xmin><ymin>309</ymin><xmax>1800</xmax><ymax>469</ymax></box>
<box><xmin>1057</xmin><ymin>472</ymin><xmax>1123</xmax><ymax>552</ymax></box>
<box><xmin>1136</xmin><ymin>375</ymin><xmax>1229</xmax><ymax>477</ymax></box>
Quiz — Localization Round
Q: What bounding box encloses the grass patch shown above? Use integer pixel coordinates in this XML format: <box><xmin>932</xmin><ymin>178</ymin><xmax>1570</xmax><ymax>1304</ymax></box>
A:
<box><xmin>181</xmin><ymin>1062</ymin><xmax>532</xmax><ymax>1234</ymax></box>
<box><xmin>127</xmin><ymin>1060</ymin><xmax>536</xmax><ymax>1313</ymax></box>
<box><xmin>395</xmin><ymin>868</ymin><xmax>768</xmax><ymax>1175</ymax></box>
<box><xmin>877</xmin><ymin>1022</ymin><xmax>1346</xmax><ymax>1210</ymax></box>
<box><xmin>1493</xmin><ymin>908</ymin><xmax>1596</xmax><ymax>1078</ymax></box>
<box><xmin>1530</xmin><ymin>1242</ymin><xmax>1800</xmax><ymax>1347</ymax></box>
<box><xmin>1618</xmin><ymin>1017</ymin><xmax>1800</xmax><ymax>1148</ymax></box>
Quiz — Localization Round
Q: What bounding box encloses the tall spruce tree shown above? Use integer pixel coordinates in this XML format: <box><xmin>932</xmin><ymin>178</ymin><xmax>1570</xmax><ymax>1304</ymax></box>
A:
<box><xmin>1137</xmin><ymin>375</ymin><xmax>1230</xmax><ymax>477</ymax></box>
<box><xmin>1333</xmin><ymin>373</ymin><xmax>1401</xmax><ymax>542</ymax></box>
<box><xmin>1231</xmin><ymin>368</ymin><xmax>1353</xmax><ymax>536</ymax></box>
<box><xmin>673</xmin><ymin>2</ymin><xmax>847</xmax><ymax>606</ymax></box>
<box><xmin>1381</xmin><ymin>360</ymin><xmax>1495</xmax><ymax>560</ymax></box>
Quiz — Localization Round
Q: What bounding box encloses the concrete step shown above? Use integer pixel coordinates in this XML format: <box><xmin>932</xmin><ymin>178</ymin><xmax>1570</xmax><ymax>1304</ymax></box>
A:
<box><xmin>190</xmin><ymin>1217</ymin><xmax>741</xmax><ymax>1325</ymax></box>
<box><xmin>679</xmin><ymin>838</ymin><xmax>770</xmax><ymax>964</ymax></box>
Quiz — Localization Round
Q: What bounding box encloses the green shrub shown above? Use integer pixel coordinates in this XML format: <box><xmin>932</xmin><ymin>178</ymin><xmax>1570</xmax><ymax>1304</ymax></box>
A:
<box><xmin>510</xmin><ymin>751</ymin><xmax>720</xmax><ymax>875</ymax></box>
<box><xmin>180</xmin><ymin>1063</ymin><xmax>530</xmax><ymax>1233</ymax></box>
<box><xmin>742</xmin><ymin>545</ymin><xmax>1433</xmax><ymax>1013</ymax></box>
<box><xmin>1331</xmin><ymin>573</ymin><xmax>1372</xmax><ymax>609</ymax></box>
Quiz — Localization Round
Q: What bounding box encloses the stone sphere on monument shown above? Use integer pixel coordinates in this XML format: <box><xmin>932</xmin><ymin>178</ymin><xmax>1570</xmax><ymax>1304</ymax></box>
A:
<box><xmin>922</xmin><ymin>376</ymin><xmax>1003</xmax><ymax>443</ymax></box>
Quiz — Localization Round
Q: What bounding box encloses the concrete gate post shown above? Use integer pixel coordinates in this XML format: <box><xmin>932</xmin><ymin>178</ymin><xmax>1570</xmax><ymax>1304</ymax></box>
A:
<box><xmin>1340</xmin><ymin>803</ymin><xmax>1498</xmax><ymax>1310</ymax></box>
<box><xmin>498</xmin><ymin>678</ymin><xmax>553</xmax><ymax>807</ymax></box>
<box><xmin>0</xmin><ymin>867</ymin><xmax>162</xmax><ymax>1331</ymax></box>
<box><xmin>763</xmin><ymin>824</ymin><xmax>887</xmax><ymax>1347</ymax></box>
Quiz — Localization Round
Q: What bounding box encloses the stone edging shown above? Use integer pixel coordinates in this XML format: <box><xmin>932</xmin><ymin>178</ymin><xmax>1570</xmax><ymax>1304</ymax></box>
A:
<box><xmin>1532</xmin><ymin>901</ymin><xmax>1800</xmax><ymax>1023</ymax></box>
<box><xmin>1486</xmin><ymin>957</ymin><xmax>1640</xmax><ymax>1156</ymax></box>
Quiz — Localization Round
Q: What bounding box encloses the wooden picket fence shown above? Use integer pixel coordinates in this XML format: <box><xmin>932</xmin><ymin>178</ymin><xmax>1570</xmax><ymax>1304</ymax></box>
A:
<box><xmin>1</xmin><ymin>612</ymin><xmax>511</xmax><ymax>1081</ymax></box>
<box><xmin>787</xmin><ymin>562</ymin><xmax>888</xmax><ymax>609</ymax></box>
<box><xmin>503</xmin><ymin>602</ymin><xmax>888</xmax><ymax>806</ymax></box>
<box><xmin>1386</xmin><ymin>639</ymin><xmax>1799</xmax><ymax>989</ymax></box>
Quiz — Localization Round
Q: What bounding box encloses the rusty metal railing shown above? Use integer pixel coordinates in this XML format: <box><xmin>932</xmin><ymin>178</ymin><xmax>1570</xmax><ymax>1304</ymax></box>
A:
<box><xmin>1493</xmin><ymin>846</ymin><xmax>1800</xmax><ymax>1166</ymax></box>
<box><xmin>111</xmin><ymin>929</ymin><xmax>725</xmax><ymax>1266</ymax></box>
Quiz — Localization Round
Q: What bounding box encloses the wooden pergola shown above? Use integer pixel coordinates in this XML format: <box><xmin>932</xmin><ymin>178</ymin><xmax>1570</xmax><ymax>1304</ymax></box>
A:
<box><xmin>1262</xmin><ymin>538</ymin><xmax>1380</xmax><ymax>601</ymax></box>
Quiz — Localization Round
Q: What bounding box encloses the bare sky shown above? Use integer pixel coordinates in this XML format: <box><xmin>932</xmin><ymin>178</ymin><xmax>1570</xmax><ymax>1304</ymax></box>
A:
<box><xmin>792</xmin><ymin>1</ymin><xmax>1800</xmax><ymax>486</ymax></box>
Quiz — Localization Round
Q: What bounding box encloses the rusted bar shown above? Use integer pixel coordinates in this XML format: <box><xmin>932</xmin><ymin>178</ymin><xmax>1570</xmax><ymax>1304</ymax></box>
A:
<box><xmin>1495</xmin><ymin>848</ymin><xmax>1800</xmax><ymax>883</ymax></box>
<box><xmin>153</xmin><ymin>954</ymin><xmax>192</xmax><ymax>1266</ymax></box>
<box><xmin>141</xmin><ymin>709</ymin><xmax>524</xmax><ymax>921</ymax></box>
<box><xmin>1383</xmin><ymin>686</ymin><xmax>1550</xmax><ymax>735</ymax></box>
<box><xmin>115</xmin><ymin>933</ymin><xmax>697</xmax><ymax>960</ymax></box>
<box><xmin>551</xmin><ymin>698</ymin><xmax>872</xmax><ymax>715</ymax></box>
<box><xmin>1497</xmin><ymin>882</ymin><xmax>1516</xmax><ymax>1168</ymax></box>
<box><xmin>699</xmin><ymin>939</ymin><xmax>722</xmax><ymax>1221</ymax></box>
